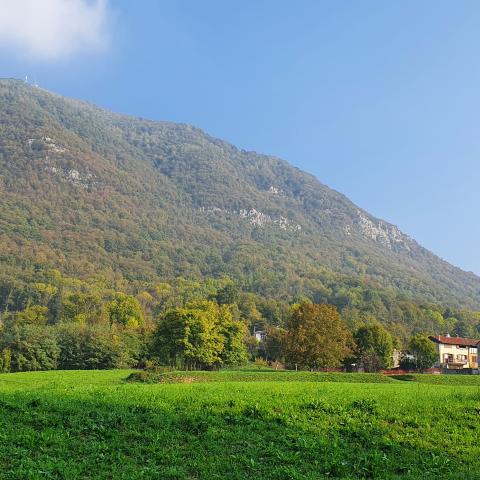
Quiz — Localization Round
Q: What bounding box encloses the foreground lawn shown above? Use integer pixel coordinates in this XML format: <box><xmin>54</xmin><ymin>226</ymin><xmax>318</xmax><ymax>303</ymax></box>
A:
<box><xmin>1</xmin><ymin>370</ymin><xmax>480</xmax><ymax>479</ymax></box>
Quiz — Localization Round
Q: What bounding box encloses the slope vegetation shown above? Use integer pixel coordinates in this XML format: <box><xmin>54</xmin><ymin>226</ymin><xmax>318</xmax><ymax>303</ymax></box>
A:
<box><xmin>1</xmin><ymin>78</ymin><xmax>479</xmax><ymax>310</ymax></box>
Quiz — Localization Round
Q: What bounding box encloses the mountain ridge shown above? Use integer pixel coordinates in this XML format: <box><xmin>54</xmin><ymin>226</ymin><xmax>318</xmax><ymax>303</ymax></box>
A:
<box><xmin>1</xmin><ymin>78</ymin><xmax>479</xmax><ymax>310</ymax></box>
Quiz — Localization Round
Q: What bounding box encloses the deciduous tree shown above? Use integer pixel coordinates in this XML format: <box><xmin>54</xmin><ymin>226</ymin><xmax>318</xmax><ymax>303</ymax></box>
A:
<box><xmin>408</xmin><ymin>334</ymin><xmax>437</xmax><ymax>372</ymax></box>
<box><xmin>107</xmin><ymin>293</ymin><xmax>144</xmax><ymax>327</ymax></box>
<box><xmin>354</xmin><ymin>323</ymin><xmax>393</xmax><ymax>372</ymax></box>
<box><xmin>284</xmin><ymin>303</ymin><xmax>353</xmax><ymax>370</ymax></box>
<box><xmin>153</xmin><ymin>301</ymin><xmax>247</xmax><ymax>369</ymax></box>
<box><xmin>153</xmin><ymin>301</ymin><xmax>225</xmax><ymax>369</ymax></box>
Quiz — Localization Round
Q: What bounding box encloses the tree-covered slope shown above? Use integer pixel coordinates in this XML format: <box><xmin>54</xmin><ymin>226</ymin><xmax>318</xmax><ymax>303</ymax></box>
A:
<box><xmin>1</xmin><ymin>78</ymin><xmax>479</xmax><ymax>309</ymax></box>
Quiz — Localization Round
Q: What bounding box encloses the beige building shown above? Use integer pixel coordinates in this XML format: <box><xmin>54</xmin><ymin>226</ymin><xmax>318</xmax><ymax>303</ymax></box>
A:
<box><xmin>429</xmin><ymin>335</ymin><xmax>479</xmax><ymax>370</ymax></box>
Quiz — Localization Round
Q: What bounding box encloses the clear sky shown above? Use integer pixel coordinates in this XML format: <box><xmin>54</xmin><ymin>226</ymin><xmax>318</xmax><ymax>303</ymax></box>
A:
<box><xmin>1</xmin><ymin>1</ymin><xmax>479</xmax><ymax>274</ymax></box>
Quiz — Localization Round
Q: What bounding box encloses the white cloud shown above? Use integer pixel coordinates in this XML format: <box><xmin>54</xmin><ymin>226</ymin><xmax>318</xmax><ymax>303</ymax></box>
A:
<box><xmin>0</xmin><ymin>0</ymin><xmax>110</xmax><ymax>61</ymax></box>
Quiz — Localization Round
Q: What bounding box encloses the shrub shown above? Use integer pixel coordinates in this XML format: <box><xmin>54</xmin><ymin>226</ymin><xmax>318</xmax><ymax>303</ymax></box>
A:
<box><xmin>0</xmin><ymin>324</ymin><xmax>59</xmax><ymax>372</ymax></box>
<box><xmin>57</xmin><ymin>324</ymin><xmax>121</xmax><ymax>370</ymax></box>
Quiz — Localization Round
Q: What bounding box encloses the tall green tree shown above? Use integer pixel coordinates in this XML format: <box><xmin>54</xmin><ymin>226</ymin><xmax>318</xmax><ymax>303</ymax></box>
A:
<box><xmin>153</xmin><ymin>301</ymin><xmax>247</xmax><ymax>369</ymax></box>
<box><xmin>107</xmin><ymin>293</ymin><xmax>144</xmax><ymax>327</ymax></box>
<box><xmin>56</xmin><ymin>324</ymin><xmax>120</xmax><ymax>370</ymax></box>
<box><xmin>217</xmin><ymin>305</ymin><xmax>248</xmax><ymax>365</ymax></box>
<box><xmin>354</xmin><ymin>323</ymin><xmax>393</xmax><ymax>372</ymax></box>
<box><xmin>0</xmin><ymin>348</ymin><xmax>11</xmax><ymax>373</ymax></box>
<box><xmin>284</xmin><ymin>303</ymin><xmax>353</xmax><ymax>370</ymax></box>
<box><xmin>0</xmin><ymin>324</ymin><xmax>59</xmax><ymax>372</ymax></box>
<box><xmin>452</xmin><ymin>320</ymin><xmax>476</xmax><ymax>339</ymax></box>
<box><xmin>408</xmin><ymin>334</ymin><xmax>437</xmax><ymax>372</ymax></box>
<box><xmin>262</xmin><ymin>325</ymin><xmax>286</xmax><ymax>362</ymax></box>
<box><xmin>153</xmin><ymin>301</ymin><xmax>225</xmax><ymax>369</ymax></box>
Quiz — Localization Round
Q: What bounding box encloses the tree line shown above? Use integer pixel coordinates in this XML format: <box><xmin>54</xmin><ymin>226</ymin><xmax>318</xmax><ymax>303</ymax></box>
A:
<box><xmin>0</xmin><ymin>271</ymin><xmax>441</xmax><ymax>373</ymax></box>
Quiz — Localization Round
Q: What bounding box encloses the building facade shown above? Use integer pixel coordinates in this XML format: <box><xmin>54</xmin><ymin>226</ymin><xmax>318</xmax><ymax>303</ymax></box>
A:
<box><xmin>429</xmin><ymin>335</ymin><xmax>479</xmax><ymax>370</ymax></box>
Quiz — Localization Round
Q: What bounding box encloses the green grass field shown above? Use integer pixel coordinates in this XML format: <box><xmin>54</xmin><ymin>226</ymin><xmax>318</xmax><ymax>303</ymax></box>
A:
<box><xmin>1</xmin><ymin>370</ymin><xmax>480</xmax><ymax>479</ymax></box>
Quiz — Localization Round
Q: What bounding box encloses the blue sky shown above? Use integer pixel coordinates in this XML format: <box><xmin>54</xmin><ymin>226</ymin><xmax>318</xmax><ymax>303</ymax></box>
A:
<box><xmin>1</xmin><ymin>0</ymin><xmax>479</xmax><ymax>274</ymax></box>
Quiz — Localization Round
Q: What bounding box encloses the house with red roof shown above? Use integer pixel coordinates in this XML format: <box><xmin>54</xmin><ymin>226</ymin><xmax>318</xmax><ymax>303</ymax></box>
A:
<box><xmin>429</xmin><ymin>335</ymin><xmax>479</xmax><ymax>370</ymax></box>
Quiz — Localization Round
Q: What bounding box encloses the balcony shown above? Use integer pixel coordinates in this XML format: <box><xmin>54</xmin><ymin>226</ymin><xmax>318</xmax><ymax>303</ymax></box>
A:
<box><xmin>442</xmin><ymin>358</ymin><xmax>469</xmax><ymax>368</ymax></box>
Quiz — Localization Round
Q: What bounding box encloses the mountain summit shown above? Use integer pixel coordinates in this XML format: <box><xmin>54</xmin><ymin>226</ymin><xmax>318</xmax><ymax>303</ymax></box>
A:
<box><xmin>1</xmin><ymin>78</ymin><xmax>478</xmax><ymax>309</ymax></box>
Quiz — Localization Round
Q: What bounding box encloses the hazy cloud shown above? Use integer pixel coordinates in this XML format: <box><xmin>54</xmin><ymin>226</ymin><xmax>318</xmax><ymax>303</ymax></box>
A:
<box><xmin>0</xmin><ymin>0</ymin><xmax>110</xmax><ymax>61</ymax></box>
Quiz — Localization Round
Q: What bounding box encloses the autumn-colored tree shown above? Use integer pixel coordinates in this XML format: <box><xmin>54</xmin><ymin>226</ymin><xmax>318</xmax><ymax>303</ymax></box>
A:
<box><xmin>284</xmin><ymin>303</ymin><xmax>354</xmax><ymax>370</ymax></box>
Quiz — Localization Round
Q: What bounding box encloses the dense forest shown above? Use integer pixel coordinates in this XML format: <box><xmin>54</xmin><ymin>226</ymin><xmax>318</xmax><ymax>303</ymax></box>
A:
<box><xmin>1</xmin><ymin>267</ymin><xmax>479</xmax><ymax>372</ymax></box>
<box><xmin>1</xmin><ymin>78</ymin><xmax>480</xmax><ymax>372</ymax></box>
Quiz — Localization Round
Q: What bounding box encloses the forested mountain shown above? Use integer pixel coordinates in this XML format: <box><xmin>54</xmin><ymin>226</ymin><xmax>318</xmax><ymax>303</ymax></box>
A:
<box><xmin>0</xmin><ymin>78</ymin><xmax>479</xmax><ymax>339</ymax></box>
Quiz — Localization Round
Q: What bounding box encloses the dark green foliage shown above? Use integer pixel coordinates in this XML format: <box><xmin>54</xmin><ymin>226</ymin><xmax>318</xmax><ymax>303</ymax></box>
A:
<box><xmin>406</xmin><ymin>333</ymin><xmax>438</xmax><ymax>371</ymax></box>
<box><xmin>215</xmin><ymin>284</ymin><xmax>239</xmax><ymax>305</ymax></box>
<box><xmin>354</xmin><ymin>323</ymin><xmax>394</xmax><ymax>372</ymax></box>
<box><xmin>452</xmin><ymin>318</ymin><xmax>479</xmax><ymax>338</ymax></box>
<box><xmin>57</xmin><ymin>324</ymin><xmax>119</xmax><ymax>370</ymax></box>
<box><xmin>0</xmin><ymin>348</ymin><xmax>11</xmax><ymax>373</ymax></box>
<box><xmin>0</xmin><ymin>323</ymin><xmax>59</xmax><ymax>372</ymax></box>
<box><xmin>262</xmin><ymin>325</ymin><xmax>286</xmax><ymax>362</ymax></box>
<box><xmin>0</xmin><ymin>319</ymin><xmax>145</xmax><ymax>373</ymax></box>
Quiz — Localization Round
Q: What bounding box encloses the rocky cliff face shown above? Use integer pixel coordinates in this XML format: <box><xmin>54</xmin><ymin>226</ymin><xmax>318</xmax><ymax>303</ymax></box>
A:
<box><xmin>351</xmin><ymin>210</ymin><xmax>413</xmax><ymax>252</ymax></box>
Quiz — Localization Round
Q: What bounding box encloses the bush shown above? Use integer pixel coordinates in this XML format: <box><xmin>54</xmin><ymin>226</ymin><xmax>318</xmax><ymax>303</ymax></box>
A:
<box><xmin>0</xmin><ymin>348</ymin><xmax>11</xmax><ymax>372</ymax></box>
<box><xmin>57</xmin><ymin>324</ymin><xmax>122</xmax><ymax>370</ymax></box>
<box><xmin>0</xmin><ymin>324</ymin><xmax>59</xmax><ymax>372</ymax></box>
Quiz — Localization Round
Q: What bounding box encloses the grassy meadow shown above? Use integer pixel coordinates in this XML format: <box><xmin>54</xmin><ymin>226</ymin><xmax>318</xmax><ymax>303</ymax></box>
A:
<box><xmin>1</xmin><ymin>370</ymin><xmax>480</xmax><ymax>479</ymax></box>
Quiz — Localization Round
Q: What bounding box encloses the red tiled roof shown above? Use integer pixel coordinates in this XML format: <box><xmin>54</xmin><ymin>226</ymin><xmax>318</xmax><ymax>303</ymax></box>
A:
<box><xmin>429</xmin><ymin>335</ymin><xmax>480</xmax><ymax>347</ymax></box>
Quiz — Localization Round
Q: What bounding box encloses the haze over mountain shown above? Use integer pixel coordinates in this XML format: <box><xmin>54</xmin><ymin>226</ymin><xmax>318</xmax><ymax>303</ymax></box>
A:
<box><xmin>1</xmin><ymin>78</ymin><xmax>479</xmax><ymax>310</ymax></box>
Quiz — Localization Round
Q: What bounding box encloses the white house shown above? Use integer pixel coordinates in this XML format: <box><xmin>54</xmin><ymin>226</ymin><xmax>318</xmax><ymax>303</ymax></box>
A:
<box><xmin>254</xmin><ymin>330</ymin><xmax>266</xmax><ymax>342</ymax></box>
<box><xmin>429</xmin><ymin>335</ymin><xmax>479</xmax><ymax>370</ymax></box>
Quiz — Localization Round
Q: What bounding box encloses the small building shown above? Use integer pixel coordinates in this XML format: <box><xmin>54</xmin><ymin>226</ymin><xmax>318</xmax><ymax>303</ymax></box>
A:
<box><xmin>392</xmin><ymin>348</ymin><xmax>402</xmax><ymax>368</ymax></box>
<box><xmin>429</xmin><ymin>335</ymin><xmax>479</xmax><ymax>370</ymax></box>
<box><xmin>254</xmin><ymin>329</ymin><xmax>266</xmax><ymax>342</ymax></box>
